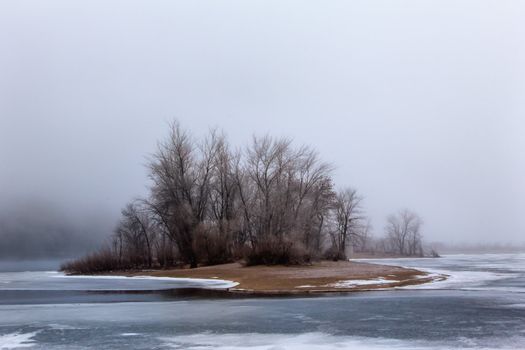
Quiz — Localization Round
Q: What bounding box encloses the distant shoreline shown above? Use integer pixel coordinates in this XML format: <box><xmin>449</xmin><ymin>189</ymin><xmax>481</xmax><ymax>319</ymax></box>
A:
<box><xmin>98</xmin><ymin>260</ymin><xmax>445</xmax><ymax>295</ymax></box>
<box><xmin>348</xmin><ymin>252</ymin><xmax>433</xmax><ymax>259</ymax></box>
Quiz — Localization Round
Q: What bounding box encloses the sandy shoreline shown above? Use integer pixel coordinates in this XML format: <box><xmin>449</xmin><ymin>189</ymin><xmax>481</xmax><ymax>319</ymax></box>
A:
<box><xmin>109</xmin><ymin>260</ymin><xmax>445</xmax><ymax>295</ymax></box>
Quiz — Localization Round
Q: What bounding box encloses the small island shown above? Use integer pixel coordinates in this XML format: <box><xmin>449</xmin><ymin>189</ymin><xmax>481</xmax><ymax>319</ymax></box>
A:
<box><xmin>62</xmin><ymin>122</ymin><xmax>442</xmax><ymax>293</ymax></box>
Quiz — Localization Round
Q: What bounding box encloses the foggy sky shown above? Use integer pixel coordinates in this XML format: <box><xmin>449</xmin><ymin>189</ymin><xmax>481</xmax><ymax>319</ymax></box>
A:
<box><xmin>1</xmin><ymin>1</ymin><xmax>524</xmax><ymax>257</ymax></box>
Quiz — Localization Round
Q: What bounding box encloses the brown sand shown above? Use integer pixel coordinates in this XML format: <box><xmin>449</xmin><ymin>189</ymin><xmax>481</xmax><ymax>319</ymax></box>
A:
<box><xmin>123</xmin><ymin>261</ymin><xmax>444</xmax><ymax>295</ymax></box>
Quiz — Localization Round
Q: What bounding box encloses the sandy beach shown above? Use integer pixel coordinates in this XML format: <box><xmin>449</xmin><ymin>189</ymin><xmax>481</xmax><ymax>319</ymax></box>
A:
<box><xmin>119</xmin><ymin>260</ymin><xmax>444</xmax><ymax>295</ymax></box>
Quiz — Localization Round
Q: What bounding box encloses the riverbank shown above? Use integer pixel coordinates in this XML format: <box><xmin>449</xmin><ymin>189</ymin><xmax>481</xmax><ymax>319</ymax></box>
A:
<box><xmin>117</xmin><ymin>260</ymin><xmax>445</xmax><ymax>295</ymax></box>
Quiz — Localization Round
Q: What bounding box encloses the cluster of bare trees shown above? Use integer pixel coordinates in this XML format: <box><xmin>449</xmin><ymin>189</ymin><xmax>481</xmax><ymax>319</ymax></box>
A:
<box><xmin>139</xmin><ymin>122</ymin><xmax>365</xmax><ymax>267</ymax></box>
<box><xmin>385</xmin><ymin>210</ymin><xmax>423</xmax><ymax>256</ymax></box>
<box><xmin>351</xmin><ymin>209</ymin><xmax>425</xmax><ymax>257</ymax></box>
<box><xmin>62</xmin><ymin>122</ymin><xmax>426</xmax><ymax>273</ymax></box>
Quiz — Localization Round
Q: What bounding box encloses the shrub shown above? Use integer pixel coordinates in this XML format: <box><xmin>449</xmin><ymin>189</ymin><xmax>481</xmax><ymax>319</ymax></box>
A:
<box><xmin>193</xmin><ymin>228</ymin><xmax>233</xmax><ymax>266</ymax></box>
<box><xmin>244</xmin><ymin>237</ymin><xmax>310</xmax><ymax>266</ymax></box>
<box><xmin>430</xmin><ymin>249</ymin><xmax>440</xmax><ymax>258</ymax></box>
<box><xmin>60</xmin><ymin>247</ymin><xmax>121</xmax><ymax>274</ymax></box>
<box><xmin>323</xmin><ymin>246</ymin><xmax>346</xmax><ymax>261</ymax></box>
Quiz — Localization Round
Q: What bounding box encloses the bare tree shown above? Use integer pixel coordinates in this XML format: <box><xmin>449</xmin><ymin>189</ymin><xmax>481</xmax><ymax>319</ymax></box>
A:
<box><xmin>293</xmin><ymin>147</ymin><xmax>334</xmax><ymax>253</ymax></box>
<box><xmin>148</xmin><ymin>122</ymin><xmax>209</xmax><ymax>267</ymax></box>
<box><xmin>353</xmin><ymin>218</ymin><xmax>373</xmax><ymax>253</ymax></box>
<box><xmin>239</xmin><ymin>135</ymin><xmax>335</xmax><ymax>264</ymax></box>
<box><xmin>208</xmin><ymin>133</ymin><xmax>240</xmax><ymax>252</ymax></box>
<box><xmin>329</xmin><ymin>188</ymin><xmax>363</xmax><ymax>260</ymax></box>
<box><xmin>385</xmin><ymin>209</ymin><xmax>423</xmax><ymax>256</ymax></box>
<box><xmin>113</xmin><ymin>201</ymin><xmax>154</xmax><ymax>268</ymax></box>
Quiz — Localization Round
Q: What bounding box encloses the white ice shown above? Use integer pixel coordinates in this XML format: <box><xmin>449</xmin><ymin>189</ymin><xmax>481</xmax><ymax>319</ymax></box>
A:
<box><xmin>55</xmin><ymin>273</ymin><xmax>239</xmax><ymax>289</ymax></box>
<box><xmin>160</xmin><ymin>332</ymin><xmax>525</xmax><ymax>350</ymax></box>
<box><xmin>325</xmin><ymin>278</ymin><xmax>398</xmax><ymax>288</ymax></box>
<box><xmin>0</xmin><ymin>270</ymin><xmax>237</xmax><ymax>291</ymax></box>
<box><xmin>0</xmin><ymin>331</ymin><xmax>38</xmax><ymax>349</ymax></box>
<box><xmin>354</xmin><ymin>253</ymin><xmax>525</xmax><ymax>292</ymax></box>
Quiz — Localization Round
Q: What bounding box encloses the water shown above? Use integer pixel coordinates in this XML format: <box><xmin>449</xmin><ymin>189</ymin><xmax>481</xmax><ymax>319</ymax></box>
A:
<box><xmin>0</xmin><ymin>254</ymin><xmax>524</xmax><ymax>349</ymax></box>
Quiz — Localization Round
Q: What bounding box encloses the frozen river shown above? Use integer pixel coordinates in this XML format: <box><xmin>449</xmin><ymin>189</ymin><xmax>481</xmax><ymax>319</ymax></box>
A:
<box><xmin>1</xmin><ymin>254</ymin><xmax>524</xmax><ymax>349</ymax></box>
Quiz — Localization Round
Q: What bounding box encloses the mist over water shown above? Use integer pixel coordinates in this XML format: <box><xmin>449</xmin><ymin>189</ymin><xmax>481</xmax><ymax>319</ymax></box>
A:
<box><xmin>0</xmin><ymin>260</ymin><xmax>61</xmax><ymax>273</ymax></box>
<box><xmin>0</xmin><ymin>199</ymin><xmax>113</xmax><ymax>260</ymax></box>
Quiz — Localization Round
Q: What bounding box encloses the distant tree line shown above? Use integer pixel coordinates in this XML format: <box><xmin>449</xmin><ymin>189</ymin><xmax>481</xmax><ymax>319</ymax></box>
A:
<box><xmin>62</xmin><ymin>122</ymin><xmax>427</xmax><ymax>273</ymax></box>
<box><xmin>351</xmin><ymin>209</ymin><xmax>427</xmax><ymax>258</ymax></box>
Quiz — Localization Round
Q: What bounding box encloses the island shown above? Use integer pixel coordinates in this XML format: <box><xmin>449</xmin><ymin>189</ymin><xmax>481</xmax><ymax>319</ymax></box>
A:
<box><xmin>62</xmin><ymin>122</ymin><xmax>443</xmax><ymax>292</ymax></box>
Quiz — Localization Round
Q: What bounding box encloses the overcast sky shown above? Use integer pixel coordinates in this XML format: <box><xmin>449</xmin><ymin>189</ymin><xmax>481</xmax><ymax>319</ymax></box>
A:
<box><xmin>1</xmin><ymin>0</ymin><xmax>524</xmax><ymax>255</ymax></box>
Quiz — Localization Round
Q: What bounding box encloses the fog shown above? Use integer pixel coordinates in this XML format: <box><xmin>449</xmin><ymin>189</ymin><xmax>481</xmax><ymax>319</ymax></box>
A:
<box><xmin>1</xmin><ymin>1</ymin><xmax>524</xmax><ymax>258</ymax></box>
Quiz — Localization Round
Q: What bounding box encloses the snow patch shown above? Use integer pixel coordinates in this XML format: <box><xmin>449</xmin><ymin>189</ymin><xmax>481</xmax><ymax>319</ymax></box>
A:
<box><xmin>55</xmin><ymin>273</ymin><xmax>238</xmax><ymax>289</ymax></box>
<box><xmin>0</xmin><ymin>331</ymin><xmax>39</xmax><ymax>349</ymax></box>
<box><xmin>326</xmin><ymin>277</ymin><xmax>398</xmax><ymax>288</ymax></box>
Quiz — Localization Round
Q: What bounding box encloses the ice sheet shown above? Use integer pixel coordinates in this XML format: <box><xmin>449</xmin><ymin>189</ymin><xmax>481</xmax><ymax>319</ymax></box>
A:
<box><xmin>160</xmin><ymin>332</ymin><xmax>525</xmax><ymax>350</ymax></box>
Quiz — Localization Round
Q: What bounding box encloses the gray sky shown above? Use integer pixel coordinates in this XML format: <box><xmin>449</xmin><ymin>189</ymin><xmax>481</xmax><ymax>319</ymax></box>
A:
<box><xmin>1</xmin><ymin>0</ymin><xmax>524</xmax><ymax>256</ymax></box>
